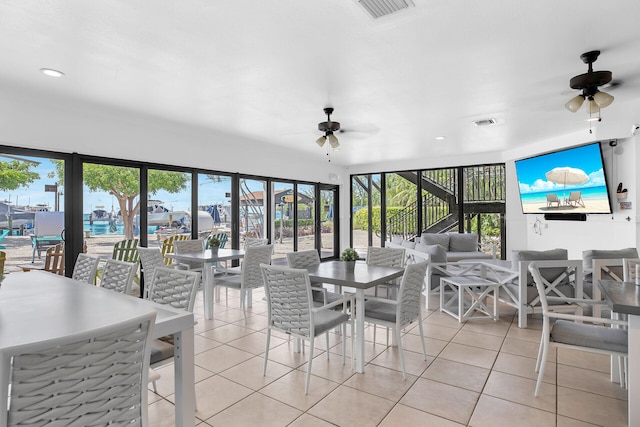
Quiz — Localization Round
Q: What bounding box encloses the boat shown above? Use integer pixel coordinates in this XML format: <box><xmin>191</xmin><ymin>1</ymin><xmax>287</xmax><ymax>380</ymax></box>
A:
<box><xmin>147</xmin><ymin>200</ymin><xmax>189</xmax><ymax>227</ymax></box>
<box><xmin>89</xmin><ymin>205</ymin><xmax>115</xmax><ymax>223</ymax></box>
<box><xmin>0</xmin><ymin>201</ymin><xmax>49</xmax><ymax>229</ymax></box>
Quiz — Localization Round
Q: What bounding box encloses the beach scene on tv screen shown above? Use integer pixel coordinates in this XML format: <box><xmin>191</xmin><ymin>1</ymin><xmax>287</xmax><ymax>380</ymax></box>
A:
<box><xmin>516</xmin><ymin>143</ymin><xmax>612</xmax><ymax>214</ymax></box>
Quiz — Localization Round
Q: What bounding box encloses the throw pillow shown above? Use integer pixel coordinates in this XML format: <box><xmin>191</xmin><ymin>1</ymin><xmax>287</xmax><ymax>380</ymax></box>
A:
<box><xmin>401</xmin><ymin>240</ymin><xmax>416</xmax><ymax>249</ymax></box>
<box><xmin>448</xmin><ymin>233</ymin><xmax>478</xmax><ymax>252</ymax></box>
<box><xmin>582</xmin><ymin>248</ymin><xmax>639</xmax><ymax>270</ymax></box>
<box><xmin>511</xmin><ymin>248</ymin><xmax>568</xmax><ymax>284</ymax></box>
<box><xmin>421</xmin><ymin>233</ymin><xmax>450</xmax><ymax>250</ymax></box>
<box><xmin>417</xmin><ymin>244</ymin><xmax>447</xmax><ymax>264</ymax></box>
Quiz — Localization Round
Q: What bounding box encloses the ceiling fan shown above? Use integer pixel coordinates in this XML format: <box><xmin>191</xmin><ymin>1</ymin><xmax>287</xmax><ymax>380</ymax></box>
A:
<box><xmin>565</xmin><ymin>50</ymin><xmax>614</xmax><ymax>117</ymax></box>
<box><xmin>315</xmin><ymin>107</ymin><xmax>341</xmax><ymax>150</ymax></box>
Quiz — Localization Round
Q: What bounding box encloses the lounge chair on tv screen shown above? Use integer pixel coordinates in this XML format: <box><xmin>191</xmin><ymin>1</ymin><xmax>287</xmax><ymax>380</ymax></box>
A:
<box><xmin>546</xmin><ymin>193</ymin><xmax>561</xmax><ymax>208</ymax></box>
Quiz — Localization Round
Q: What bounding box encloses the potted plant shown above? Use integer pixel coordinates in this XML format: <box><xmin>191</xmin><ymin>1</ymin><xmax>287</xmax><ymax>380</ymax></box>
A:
<box><xmin>208</xmin><ymin>235</ymin><xmax>221</xmax><ymax>253</ymax></box>
<box><xmin>340</xmin><ymin>248</ymin><xmax>359</xmax><ymax>271</ymax></box>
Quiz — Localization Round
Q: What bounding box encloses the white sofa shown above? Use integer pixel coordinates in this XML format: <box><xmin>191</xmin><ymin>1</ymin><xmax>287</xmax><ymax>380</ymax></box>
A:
<box><xmin>387</xmin><ymin>232</ymin><xmax>494</xmax><ymax>263</ymax></box>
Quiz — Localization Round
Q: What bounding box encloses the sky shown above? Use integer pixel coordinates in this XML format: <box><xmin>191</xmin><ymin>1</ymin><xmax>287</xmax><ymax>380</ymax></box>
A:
<box><xmin>515</xmin><ymin>143</ymin><xmax>608</xmax><ymax>194</ymax></box>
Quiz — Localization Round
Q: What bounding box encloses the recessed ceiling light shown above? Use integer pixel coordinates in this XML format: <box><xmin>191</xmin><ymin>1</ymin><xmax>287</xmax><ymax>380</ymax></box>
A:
<box><xmin>40</xmin><ymin>68</ymin><xmax>65</xmax><ymax>77</ymax></box>
<box><xmin>435</xmin><ymin>136</ymin><xmax>447</xmax><ymax>140</ymax></box>
<box><xmin>473</xmin><ymin>118</ymin><xmax>497</xmax><ymax>126</ymax></box>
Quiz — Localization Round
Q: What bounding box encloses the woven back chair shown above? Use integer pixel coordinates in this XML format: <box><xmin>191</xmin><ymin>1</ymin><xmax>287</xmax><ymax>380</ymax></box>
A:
<box><xmin>112</xmin><ymin>238</ymin><xmax>140</xmax><ymax>263</ymax></box>
<box><xmin>138</xmin><ymin>247</ymin><xmax>167</xmax><ymax>297</ymax></box>
<box><xmin>173</xmin><ymin>239</ymin><xmax>206</xmax><ymax>271</ymax></box>
<box><xmin>623</xmin><ymin>258</ymin><xmax>640</xmax><ymax>283</ymax></box>
<box><xmin>147</xmin><ymin>267</ymin><xmax>201</xmax><ymax>312</ymax></box>
<box><xmin>214</xmin><ymin>244</ymin><xmax>273</xmax><ymax>322</ymax></box>
<box><xmin>100</xmin><ymin>259</ymin><xmax>137</xmax><ymax>295</ymax></box>
<box><xmin>367</xmin><ymin>246</ymin><xmax>406</xmax><ymax>298</ymax></box>
<box><xmin>363</xmin><ymin>261</ymin><xmax>428</xmax><ymax>379</ymax></box>
<box><xmin>44</xmin><ymin>243</ymin><xmax>65</xmax><ymax>275</ymax></box>
<box><xmin>71</xmin><ymin>253</ymin><xmax>100</xmax><ymax>284</ymax></box>
<box><xmin>261</xmin><ymin>264</ymin><xmax>353</xmax><ymax>394</ymax></box>
<box><xmin>286</xmin><ymin>249</ymin><xmax>342</xmax><ymax>306</ymax></box>
<box><xmin>0</xmin><ymin>250</ymin><xmax>6</xmax><ymax>275</ymax></box>
<box><xmin>244</xmin><ymin>237</ymin><xmax>268</xmax><ymax>248</ymax></box>
<box><xmin>0</xmin><ymin>312</ymin><xmax>155</xmax><ymax>426</ymax></box>
<box><xmin>161</xmin><ymin>234</ymin><xmax>190</xmax><ymax>265</ymax></box>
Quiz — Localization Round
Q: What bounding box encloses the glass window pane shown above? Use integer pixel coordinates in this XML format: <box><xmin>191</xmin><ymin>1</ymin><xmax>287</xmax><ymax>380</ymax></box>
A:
<box><xmin>146</xmin><ymin>169</ymin><xmax>192</xmax><ymax>245</ymax></box>
<box><xmin>320</xmin><ymin>188</ymin><xmax>335</xmax><ymax>258</ymax></box>
<box><xmin>239</xmin><ymin>178</ymin><xmax>267</xmax><ymax>245</ymax></box>
<box><xmin>273</xmin><ymin>182</ymin><xmax>294</xmax><ymax>262</ymax></box>
<box><xmin>385</xmin><ymin>172</ymin><xmax>417</xmax><ymax>241</ymax></box>
<box><xmin>83</xmin><ymin>163</ymin><xmax>139</xmax><ymax>258</ymax></box>
<box><xmin>0</xmin><ymin>154</ymin><xmax>64</xmax><ymax>272</ymax></box>
<box><xmin>297</xmin><ymin>184</ymin><xmax>315</xmax><ymax>252</ymax></box>
<box><xmin>198</xmin><ymin>173</ymin><xmax>232</xmax><ymax>247</ymax></box>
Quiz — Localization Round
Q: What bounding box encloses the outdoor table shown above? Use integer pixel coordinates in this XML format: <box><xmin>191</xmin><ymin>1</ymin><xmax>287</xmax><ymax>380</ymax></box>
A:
<box><xmin>167</xmin><ymin>248</ymin><xmax>245</xmax><ymax>319</ymax></box>
<box><xmin>306</xmin><ymin>260</ymin><xmax>404</xmax><ymax>373</ymax></box>
<box><xmin>0</xmin><ymin>271</ymin><xmax>195</xmax><ymax>427</ymax></box>
<box><xmin>598</xmin><ymin>279</ymin><xmax>640</xmax><ymax>426</ymax></box>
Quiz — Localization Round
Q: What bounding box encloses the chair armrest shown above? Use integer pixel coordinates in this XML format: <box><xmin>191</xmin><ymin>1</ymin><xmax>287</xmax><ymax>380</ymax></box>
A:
<box><xmin>313</xmin><ymin>294</ymin><xmax>355</xmax><ymax>312</ymax></box>
<box><xmin>360</xmin><ymin>296</ymin><xmax>399</xmax><ymax>305</ymax></box>
<box><xmin>310</xmin><ymin>285</ymin><xmax>329</xmax><ymax>304</ymax></box>
<box><xmin>547</xmin><ymin>311</ymin><xmax>628</xmax><ymax>327</ymax></box>
<box><xmin>546</xmin><ymin>296</ymin><xmax>608</xmax><ymax>306</ymax></box>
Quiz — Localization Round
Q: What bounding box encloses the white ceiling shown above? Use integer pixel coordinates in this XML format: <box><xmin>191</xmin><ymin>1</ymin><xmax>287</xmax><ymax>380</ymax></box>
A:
<box><xmin>1</xmin><ymin>0</ymin><xmax>640</xmax><ymax>167</ymax></box>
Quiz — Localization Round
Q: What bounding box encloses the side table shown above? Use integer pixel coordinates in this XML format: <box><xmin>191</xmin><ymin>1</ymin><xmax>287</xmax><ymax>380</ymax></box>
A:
<box><xmin>440</xmin><ymin>276</ymin><xmax>499</xmax><ymax>322</ymax></box>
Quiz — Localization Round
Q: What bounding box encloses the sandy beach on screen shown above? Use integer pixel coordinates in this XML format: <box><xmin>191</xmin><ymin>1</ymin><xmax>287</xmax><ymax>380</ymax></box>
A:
<box><xmin>521</xmin><ymin>199</ymin><xmax>612</xmax><ymax>214</ymax></box>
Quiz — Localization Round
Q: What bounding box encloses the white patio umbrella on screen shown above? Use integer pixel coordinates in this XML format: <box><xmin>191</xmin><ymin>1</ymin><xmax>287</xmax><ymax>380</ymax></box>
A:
<box><xmin>545</xmin><ymin>167</ymin><xmax>589</xmax><ymax>202</ymax></box>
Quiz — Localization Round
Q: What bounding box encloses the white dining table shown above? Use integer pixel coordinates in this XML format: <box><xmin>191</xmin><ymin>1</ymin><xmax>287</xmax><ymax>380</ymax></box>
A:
<box><xmin>598</xmin><ymin>279</ymin><xmax>640</xmax><ymax>426</ymax></box>
<box><xmin>306</xmin><ymin>260</ymin><xmax>405</xmax><ymax>373</ymax></box>
<box><xmin>0</xmin><ymin>271</ymin><xmax>195</xmax><ymax>427</ymax></box>
<box><xmin>167</xmin><ymin>248</ymin><xmax>245</xmax><ymax>319</ymax></box>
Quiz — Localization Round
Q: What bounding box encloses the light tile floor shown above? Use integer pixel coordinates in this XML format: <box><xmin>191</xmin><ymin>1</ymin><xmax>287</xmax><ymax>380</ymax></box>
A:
<box><xmin>148</xmin><ymin>289</ymin><xmax>629</xmax><ymax>427</ymax></box>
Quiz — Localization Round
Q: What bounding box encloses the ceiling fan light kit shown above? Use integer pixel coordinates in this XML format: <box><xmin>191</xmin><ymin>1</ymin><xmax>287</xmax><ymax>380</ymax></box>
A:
<box><xmin>317</xmin><ymin>107</ymin><xmax>341</xmax><ymax>149</ymax></box>
<box><xmin>565</xmin><ymin>50</ymin><xmax>614</xmax><ymax>120</ymax></box>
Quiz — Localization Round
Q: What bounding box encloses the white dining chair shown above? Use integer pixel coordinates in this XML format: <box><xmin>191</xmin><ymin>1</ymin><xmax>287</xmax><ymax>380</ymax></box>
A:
<box><xmin>71</xmin><ymin>253</ymin><xmax>100</xmax><ymax>284</ymax></box>
<box><xmin>0</xmin><ymin>312</ymin><xmax>155</xmax><ymax>426</ymax></box>
<box><xmin>214</xmin><ymin>244</ymin><xmax>273</xmax><ymax>322</ymax></box>
<box><xmin>286</xmin><ymin>249</ymin><xmax>343</xmax><ymax>306</ymax></box>
<box><xmin>363</xmin><ymin>261</ymin><xmax>428</xmax><ymax>379</ymax></box>
<box><xmin>138</xmin><ymin>247</ymin><xmax>169</xmax><ymax>298</ymax></box>
<box><xmin>529</xmin><ymin>260</ymin><xmax>628</xmax><ymax>396</ymax></box>
<box><xmin>173</xmin><ymin>239</ymin><xmax>206</xmax><ymax>271</ymax></box>
<box><xmin>261</xmin><ymin>264</ymin><xmax>354</xmax><ymax>394</ymax></box>
<box><xmin>146</xmin><ymin>267</ymin><xmax>201</xmax><ymax>396</ymax></box>
<box><xmin>100</xmin><ymin>258</ymin><xmax>137</xmax><ymax>295</ymax></box>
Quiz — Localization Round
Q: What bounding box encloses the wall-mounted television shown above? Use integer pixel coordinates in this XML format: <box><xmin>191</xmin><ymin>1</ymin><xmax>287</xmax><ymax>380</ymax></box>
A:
<box><xmin>514</xmin><ymin>142</ymin><xmax>612</xmax><ymax>214</ymax></box>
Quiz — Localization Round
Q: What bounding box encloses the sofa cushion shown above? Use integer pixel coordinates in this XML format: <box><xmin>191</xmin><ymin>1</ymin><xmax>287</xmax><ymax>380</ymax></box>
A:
<box><xmin>401</xmin><ymin>240</ymin><xmax>416</xmax><ymax>249</ymax></box>
<box><xmin>391</xmin><ymin>236</ymin><xmax>403</xmax><ymax>245</ymax></box>
<box><xmin>421</xmin><ymin>233</ymin><xmax>450</xmax><ymax>250</ymax></box>
<box><xmin>511</xmin><ymin>248</ymin><xmax>568</xmax><ymax>285</ymax></box>
<box><xmin>448</xmin><ymin>233</ymin><xmax>478</xmax><ymax>252</ymax></box>
<box><xmin>582</xmin><ymin>248</ymin><xmax>638</xmax><ymax>271</ymax></box>
<box><xmin>418</xmin><ymin>244</ymin><xmax>447</xmax><ymax>264</ymax></box>
<box><xmin>447</xmin><ymin>251</ymin><xmax>493</xmax><ymax>262</ymax></box>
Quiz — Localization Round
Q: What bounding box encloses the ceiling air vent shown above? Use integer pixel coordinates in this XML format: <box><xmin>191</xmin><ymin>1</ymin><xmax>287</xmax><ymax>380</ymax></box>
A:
<box><xmin>358</xmin><ymin>0</ymin><xmax>415</xmax><ymax>19</ymax></box>
<box><xmin>473</xmin><ymin>118</ymin><xmax>498</xmax><ymax>127</ymax></box>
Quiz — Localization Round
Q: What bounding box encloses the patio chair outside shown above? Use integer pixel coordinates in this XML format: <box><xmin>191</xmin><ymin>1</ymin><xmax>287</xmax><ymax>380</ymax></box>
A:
<box><xmin>112</xmin><ymin>238</ymin><xmax>140</xmax><ymax>263</ymax></box>
<box><xmin>161</xmin><ymin>234</ymin><xmax>190</xmax><ymax>265</ymax></box>
<box><xmin>546</xmin><ymin>193</ymin><xmax>561</xmax><ymax>207</ymax></box>
<box><xmin>0</xmin><ymin>312</ymin><xmax>155</xmax><ymax>426</ymax></box>
<box><xmin>568</xmin><ymin>191</ymin><xmax>585</xmax><ymax>207</ymax></box>
<box><xmin>0</xmin><ymin>229</ymin><xmax>8</xmax><ymax>249</ymax></box>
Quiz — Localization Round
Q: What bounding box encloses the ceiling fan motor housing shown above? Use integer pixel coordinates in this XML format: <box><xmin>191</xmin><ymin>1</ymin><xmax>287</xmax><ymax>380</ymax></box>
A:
<box><xmin>318</xmin><ymin>107</ymin><xmax>340</xmax><ymax>133</ymax></box>
<box><xmin>569</xmin><ymin>50</ymin><xmax>612</xmax><ymax>94</ymax></box>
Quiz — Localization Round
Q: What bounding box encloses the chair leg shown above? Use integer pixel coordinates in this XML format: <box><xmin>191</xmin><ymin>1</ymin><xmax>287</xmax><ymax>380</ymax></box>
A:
<box><xmin>534</xmin><ymin>337</ymin><xmax>549</xmax><ymax>397</ymax></box>
<box><xmin>305</xmin><ymin>337</ymin><xmax>315</xmax><ymax>395</ymax></box>
<box><xmin>534</xmin><ymin>334</ymin><xmax>544</xmax><ymax>373</ymax></box>
<box><xmin>326</xmin><ymin>332</ymin><xmax>330</xmax><ymax>360</ymax></box>
<box><xmin>263</xmin><ymin>328</ymin><xmax>271</xmax><ymax>376</ymax></box>
<box><xmin>240</xmin><ymin>289</ymin><xmax>247</xmax><ymax>324</ymax></box>
<box><xmin>396</xmin><ymin>325</ymin><xmax>406</xmax><ymax>380</ymax></box>
<box><xmin>341</xmin><ymin>322</ymin><xmax>346</xmax><ymax>365</ymax></box>
<box><xmin>373</xmin><ymin>324</ymin><xmax>377</xmax><ymax>346</ymax></box>
<box><xmin>418</xmin><ymin>317</ymin><xmax>427</xmax><ymax>360</ymax></box>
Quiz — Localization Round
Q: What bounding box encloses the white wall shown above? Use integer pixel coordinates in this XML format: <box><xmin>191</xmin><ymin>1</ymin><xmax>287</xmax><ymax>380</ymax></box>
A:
<box><xmin>0</xmin><ymin>88</ymin><xmax>345</xmax><ymax>184</ymax></box>
<box><xmin>504</xmin><ymin>137</ymin><xmax>638</xmax><ymax>260</ymax></box>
